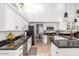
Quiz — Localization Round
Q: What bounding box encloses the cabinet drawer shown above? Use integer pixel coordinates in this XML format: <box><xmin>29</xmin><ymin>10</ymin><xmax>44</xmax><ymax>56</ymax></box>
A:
<box><xmin>0</xmin><ymin>51</ymin><xmax>16</xmax><ymax>56</ymax></box>
<box><xmin>17</xmin><ymin>45</ymin><xmax>23</xmax><ymax>51</ymax></box>
<box><xmin>19</xmin><ymin>52</ymin><xmax>23</xmax><ymax>56</ymax></box>
<box><xmin>55</xmin><ymin>51</ymin><xmax>59</xmax><ymax>55</ymax></box>
<box><xmin>16</xmin><ymin>45</ymin><xmax>23</xmax><ymax>55</ymax></box>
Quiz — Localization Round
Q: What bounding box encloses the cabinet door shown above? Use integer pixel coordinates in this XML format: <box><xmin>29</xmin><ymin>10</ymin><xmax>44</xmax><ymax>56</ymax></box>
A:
<box><xmin>23</xmin><ymin>42</ymin><xmax>27</xmax><ymax>55</ymax></box>
<box><xmin>14</xmin><ymin>12</ymin><xmax>22</xmax><ymax>30</ymax></box>
<box><xmin>16</xmin><ymin>45</ymin><xmax>23</xmax><ymax>56</ymax></box>
<box><xmin>51</xmin><ymin>43</ymin><xmax>59</xmax><ymax>56</ymax></box>
<box><xmin>5</xmin><ymin>5</ymin><xmax>15</xmax><ymax>31</ymax></box>
<box><xmin>0</xmin><ymin>4</ymin><xmax>5</xmax><ymax>31</ymax></box>
<box><xmin>22</xmin><ymin>19</ymin><xmax>29</xmax><ymax>30</ymax></box>
<box><xmin>0</xmin><ymin>50</ymin><xmax>16</xmax><ymax>56</ymax></box>
<box><xmin>27</xmin><ymin>37</ymin><xmax>32</xmax><ymax>53</ymax></box>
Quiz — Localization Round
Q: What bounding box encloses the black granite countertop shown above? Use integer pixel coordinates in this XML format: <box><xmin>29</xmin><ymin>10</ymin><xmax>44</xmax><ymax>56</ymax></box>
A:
<box><xmin>59</xmin><ymin>35</ymin><xmax>78</xmax><ymax>40</ymax></box>
<box><xmin>51</xmin><ymin>38</ymin><xmax>79</xmax><ymax>48</ymax></box>
<box><xmin>50</xmin><ymin>33</ymin><xmax>79</xmax><ymax>48</ymax></box>
<box><xmin>0</xmin><ymin>36</ymin><xmax>31</xmax><ymax>50</ymax></box>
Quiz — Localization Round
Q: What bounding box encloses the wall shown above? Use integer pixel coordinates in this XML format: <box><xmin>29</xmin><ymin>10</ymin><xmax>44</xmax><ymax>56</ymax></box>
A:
<box><xmin>43</xmin><ymin>22</ymin><xmax>59</xmax><ymax>30</ymax></box>
<box><xmin>76</xmin><ymin>3</ymin><xmax>79</xmax><ymax>22</ymax></box>
<box><xmin>30</xmin><ymin>22</ymin><xmax>59</xmax><ymax>30</ymax></box>
<box><xmin>59</xmin><ymin>3</ymin><xmax>76</xmax><ymax>30</ymax></box>
<box><xmin>29</xmin><ymin>22</ymin><xmax>59</xmax><ymax>43</ymax></box>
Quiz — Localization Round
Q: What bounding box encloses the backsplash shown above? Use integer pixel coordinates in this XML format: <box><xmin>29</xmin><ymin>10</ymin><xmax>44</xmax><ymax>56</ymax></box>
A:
<box><xmin>0</xmin><ymin>31</ymin><xmax>24</xmax><ymax>41</ymax></box>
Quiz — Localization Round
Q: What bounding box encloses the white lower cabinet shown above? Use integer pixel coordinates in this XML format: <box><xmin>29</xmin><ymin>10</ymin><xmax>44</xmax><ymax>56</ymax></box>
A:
<box><xmin>16</xmin><ymin>45</ymin><xmax>23</xmax><ymax>56</ymax></box>
<box><xmin>0</xmin><ymin>37</ymin><xmax>32</xmax><ymax>56</ymax></box>
<box><xmin>51</xmin><ymin>43</ymin><xmax>60</xmax><ymax>56</ymax></box>
<box><xmin>27</xmin><ymin>37</ymin><xmax>32</xmax><ymax>53</ymax></box>
<box><xmin>59</xmin><ymin>48</ymin><xmax>79</xmax><ymax>56</ymax></box>
<box><xmin>0</xmin><ymin>45</ymin><xmax>23</xmax><ymax>56</ymax></box>
<box><xmin>43</xmin><ymin>35</ymin><xmax>47</xmax><ymax>44</ymax></box>
<box><xmin>51</xmin><ymin>42</ymin><xmax>79</xmax><ymax>56</ymax></box>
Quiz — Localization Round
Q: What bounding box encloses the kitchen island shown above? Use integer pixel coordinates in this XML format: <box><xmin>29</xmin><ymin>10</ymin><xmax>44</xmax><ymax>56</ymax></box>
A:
<box><xmin>51</xmin><ymin>35</ymin><xmax>79</xmax><ymax>56</ymax></box>
<box><xmin>0</xmin><ymin>35</ymin><xmax>32</xmax><ymax>56</ymax></box>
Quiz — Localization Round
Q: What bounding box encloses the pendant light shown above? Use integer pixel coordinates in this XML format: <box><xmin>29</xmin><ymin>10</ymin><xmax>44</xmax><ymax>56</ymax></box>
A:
<box><xmin>74</xmin><ymin>18</ymin><xmax>77</xmax><ymax>22</ymax></box>
<box><xmin>64</xmin><ymin>12</ymin><xmax>68</xmax><ymax>17</ymax></box>
<box><xmin>74</xmin><ymin>3</ymin><xmax>77</xmax><ymax>22</ymax></box>
<box><xmin>64</xmin><ymin>3</ymin><xmax>68</xmax><ymax>18</ymax></box>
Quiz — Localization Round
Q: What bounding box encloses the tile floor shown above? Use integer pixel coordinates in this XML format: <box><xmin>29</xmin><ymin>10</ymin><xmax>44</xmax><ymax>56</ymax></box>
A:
<box><xmin>36</xmin><ymin>43</ymin><xmax>51</xmax><ymax>56</ymax></box>
<box><xmin>28</xmin><ymin>39</ymin><xmax>51</xmax><ymax>56</ymax></box>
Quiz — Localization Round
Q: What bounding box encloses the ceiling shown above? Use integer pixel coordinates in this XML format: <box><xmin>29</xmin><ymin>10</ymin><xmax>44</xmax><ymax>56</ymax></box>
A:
<box><xmin>24</xmin><ymin>3</ymin><xmax>65</xmax><ymax>22</ymax></box>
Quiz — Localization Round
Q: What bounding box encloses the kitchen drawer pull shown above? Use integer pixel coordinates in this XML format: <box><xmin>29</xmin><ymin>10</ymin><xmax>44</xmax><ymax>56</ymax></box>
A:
<box><xmin>56</xmin><ymin>51</ymin><xmax>59</xmax><ymax>54</ymax></box>
<box><xmin>29</xmin><ymin>41</ymin><xmax>31</xmax><ymax>43</ymax></box>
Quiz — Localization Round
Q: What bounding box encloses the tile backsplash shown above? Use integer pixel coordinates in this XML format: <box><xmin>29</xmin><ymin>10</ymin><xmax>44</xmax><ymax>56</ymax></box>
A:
<box><xmin>0</xmin><ymin>31</ymin><xmax>24</xmax><ymax>41</ymax></box>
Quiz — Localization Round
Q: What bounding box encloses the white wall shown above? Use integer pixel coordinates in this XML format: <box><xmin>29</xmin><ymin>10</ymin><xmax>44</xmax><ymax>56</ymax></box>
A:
<box><xmin>29</xmin><ymin>22</ymin><xmax>59</xmax><ymax>42</ymax></box>
<box><xmin>43</xmin><ymin>22</ymin><xmax>59</xmax><ymax>30</ymax></box>
<box><xmin>59</xmin><ymin>3</ymin><xmax>76</xmax><ymax>30</ymax></box>
<box><xmin>66</xmin><ymin>3</ymin><xmax>75</xmax><ymax>22</ymax></box>
<box><xmin>76</xmin><ymin>3</ymin><xmax>79</xmax><ymax>22</ymax></box>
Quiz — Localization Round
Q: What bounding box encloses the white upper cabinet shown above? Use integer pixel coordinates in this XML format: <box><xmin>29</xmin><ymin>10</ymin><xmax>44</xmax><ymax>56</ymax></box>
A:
<box><xmin>0</xmin><ymin>4</ymin><xmax>5</xmax><ymax>31</ymax></box>
<box><xmin>5</xmin><ymin>4</ymin><xmax>15</xmax><ymax>31</ymax></box>
<box><xmin>0</xmin><ymin>3</ymin><xmax>29</xmax><ymax>31</ymax></box>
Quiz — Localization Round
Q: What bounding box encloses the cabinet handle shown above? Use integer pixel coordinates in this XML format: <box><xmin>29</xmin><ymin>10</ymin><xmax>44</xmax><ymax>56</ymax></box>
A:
<box><xmin>29</xmin><ymin>40</ymin><xmax>31</xmax><ymax>43</ymax></box>
<box><xmin>15</xmin><ymin>26</ymin><xmax>18</xmax><ymax>29</ymax></box>
<box><xmin>56</xmin><ymin>51</ymin><xmax>58</xmax><ymax>54</ymax></box>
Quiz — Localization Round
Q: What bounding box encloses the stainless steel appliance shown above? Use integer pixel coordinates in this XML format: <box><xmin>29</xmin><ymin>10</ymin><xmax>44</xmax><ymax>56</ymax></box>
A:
<box><xmin>27</xmin><ymin>26</ymin><xmax>35</xmax><ymax>46</ymax></box>
<box><xmin>74</xmin><ymin>31</ymin><xmax>79</xmax><ymax>38</ymax></box>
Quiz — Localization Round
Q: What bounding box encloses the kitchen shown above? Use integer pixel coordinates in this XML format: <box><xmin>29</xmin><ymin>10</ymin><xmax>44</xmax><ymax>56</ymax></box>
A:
<box><xmin>0</xmin><ymin>3</ymin><xmax>79</xmax><ymax>56</ymax></box>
